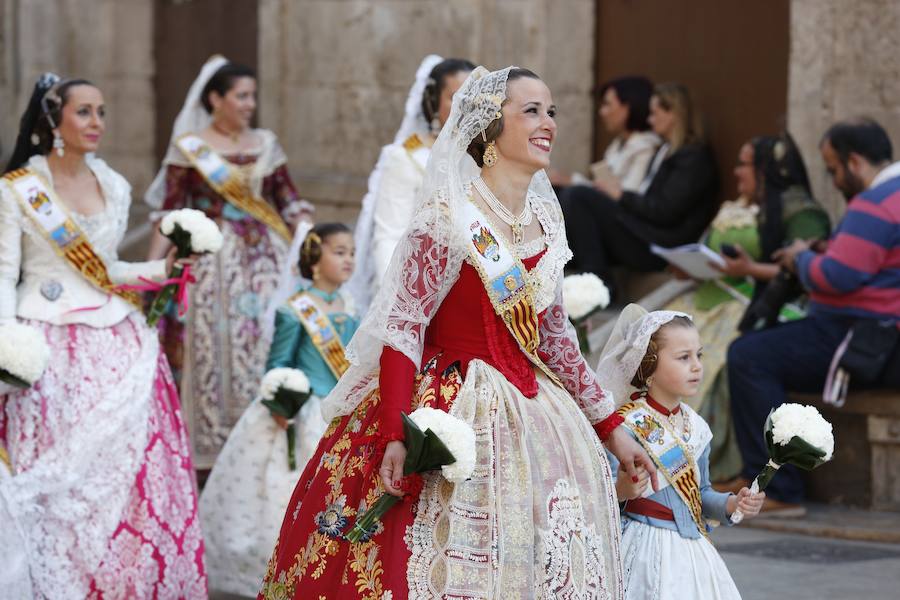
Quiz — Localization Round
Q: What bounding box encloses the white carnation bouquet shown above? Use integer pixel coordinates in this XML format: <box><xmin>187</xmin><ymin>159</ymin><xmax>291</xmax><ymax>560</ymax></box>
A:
<box><xmin>345</xmin><ymin>407</ymin><xmax>476</xmax><ymax>542</ymax></box>
<box><xmin>259</xmin><ymin>367</ymin><xmax>312</xmax><ymax>470</ymax></box>
<box><xmin>562</xmin><ymin>273</ymin><xmax>610</xmax><ymax>354</ymax></box>
<box><xmin>146</xmin><ymin>208</ymin><xmax>224</xmax><ymax>326</ymax></box>
<box><xmin>0</xmin><ymin>322</ymin><xmax>51</xmax><ymax>389</ymax></box>
<box><xmin>732</xmin><ymin>403</ymin><xmax>834</xmax><ymax>523</ymax></box>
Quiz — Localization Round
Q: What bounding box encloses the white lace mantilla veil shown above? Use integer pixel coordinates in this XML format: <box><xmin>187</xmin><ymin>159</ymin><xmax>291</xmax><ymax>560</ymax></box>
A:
<box><xmin>143</xmin><ymin>54</ymin><xmax>289</xmax><ymax>211</ymax></box>
<box><xmin>344</xmin><ymin>54</ymin><xmax>443</xmax><ymax>314</ymax></box>
<box><xmin>595</xmin><ymin>303</ymin><xmax>692</xmax><ymax>408</ymax></box>
<box><xmin>321</xmin><ymin>65</ymin><xmax>574</xmax><ymax>423</ymax></box>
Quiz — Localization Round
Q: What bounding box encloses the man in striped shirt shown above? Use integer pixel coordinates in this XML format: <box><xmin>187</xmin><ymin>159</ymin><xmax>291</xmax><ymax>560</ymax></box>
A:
<box><xmin>724</xmin><ymin>119</ymin><xmax>900</xmax><ymax>515</ymax></box>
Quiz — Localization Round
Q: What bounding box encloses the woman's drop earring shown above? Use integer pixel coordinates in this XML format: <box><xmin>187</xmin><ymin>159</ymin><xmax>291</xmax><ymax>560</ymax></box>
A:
<box><xmin>483</xmin><ymin>142</ymin><xmax>498</xmax><ymax>167</ymax></box>
<box><xmin>430</xmin><ymin>117</ymin><xmax>441</xmax><ymax>135</ymax></box>
<box><xmin>52</xmin><ymin>132</ymin><xmax>65</xmax><ymax>157</ymax></box>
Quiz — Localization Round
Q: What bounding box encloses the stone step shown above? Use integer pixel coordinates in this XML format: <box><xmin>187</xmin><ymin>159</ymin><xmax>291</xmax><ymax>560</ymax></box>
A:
<box><xmin>743</xmin><ymin>502</ymin><xmax>900</xmax><ymax>544</ymax></box>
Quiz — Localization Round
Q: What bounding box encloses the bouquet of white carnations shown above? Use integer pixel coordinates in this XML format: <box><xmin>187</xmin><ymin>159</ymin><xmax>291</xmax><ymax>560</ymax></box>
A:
<box><xmin>0</xmin><ymin>322</ymin><xmax>50</xmax><ymax>390</ymax></box>
<box><xmin>344</xmin><ymin>407</ymin><xmax>476</xmax><ymax>543</ymax></box>
<box><xmin>731</xmin><ymin>403</ymin><xmax>834</xmax><ymax>523</ymax></box>
<box><xmin>259</xmin><ymin>367</ymin><xmax>313</xmax><ymax>470</ymax></box>
<box><xmin>563</xmin><ymin>273</ymin><xmax>611</xmax><ymax>354</ymax></box>
<box><xmin>146</xmin><ymin>208</ymin><xmax>224</xmax><ymax>326</ymax></box>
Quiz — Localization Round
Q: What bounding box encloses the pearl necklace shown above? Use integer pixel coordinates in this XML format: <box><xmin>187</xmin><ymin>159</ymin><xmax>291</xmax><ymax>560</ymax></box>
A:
<box><xmin>473</xmin><ymin>177</ymin><xmax>533</xmax><ymax>244</ymax></box>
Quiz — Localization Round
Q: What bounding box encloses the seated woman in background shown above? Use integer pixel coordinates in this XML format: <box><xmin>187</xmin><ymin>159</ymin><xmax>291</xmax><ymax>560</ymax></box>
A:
<box><xmin>561</xmin><ymin>82</ymin><xmax>719</xmax><ymax>300</ymax></box>
<box><xmin>552</xmin><ymin>76</ymin><xmax>658</xmax><ymax>192</ymax></box>
<box><xmin>664</xmin><ymin>133</ymin><xmax>831</xmax><ymax>482</ymax></box>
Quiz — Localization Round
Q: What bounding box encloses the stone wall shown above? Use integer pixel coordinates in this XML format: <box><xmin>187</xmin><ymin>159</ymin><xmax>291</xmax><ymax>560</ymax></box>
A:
<box><xmin>258</xmin><ymin>0</ymin><xmax>596</xmax><ymax>222</ymax></box>
<box><xmin>788</xmin><ymin>0</ymin><xmax>900</xmax><ymax>220</ymax></box>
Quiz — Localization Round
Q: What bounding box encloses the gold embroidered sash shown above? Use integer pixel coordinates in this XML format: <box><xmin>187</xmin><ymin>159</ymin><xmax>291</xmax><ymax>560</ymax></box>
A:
<box><xmin>2</xmin><ymin>168</ymin><xmax>142</xmax><ymax>309</ymax></box>
<box><xmin>287</xmin><ymin>291</ymin><xmax>350</xmax><ymax>380</ymax></box>
<box><xmin>402</xmin><ymin>134</ymin><xmax>429</xmax><ymax>174</ymax></box>
<box><xmin>175</xmin><ymin>133</ymin><xmax>292</xmax><ymax>241</ymax></box>
<box><xmin>459</xmin><ymin>198</ymin><xmax>559</xmax><ymax>386</ymax></box>
<box><xmin>618</xmin><ymin>400</ymin><xmax>706</xmax><ymax>535</ymax></box>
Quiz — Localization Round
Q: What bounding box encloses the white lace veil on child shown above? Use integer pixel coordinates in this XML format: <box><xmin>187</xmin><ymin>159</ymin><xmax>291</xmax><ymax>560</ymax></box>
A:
<box><xmin>595</xmin><ymin>304</ymin><xmax>691</xmax><ymax>407</ymax></box>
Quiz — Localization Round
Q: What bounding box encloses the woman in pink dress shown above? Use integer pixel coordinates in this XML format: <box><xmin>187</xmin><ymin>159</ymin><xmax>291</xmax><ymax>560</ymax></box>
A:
<box><xmin>0</xmin><ymin>73</ymin><xmax>206</xmax><ymax>598</ymax></box>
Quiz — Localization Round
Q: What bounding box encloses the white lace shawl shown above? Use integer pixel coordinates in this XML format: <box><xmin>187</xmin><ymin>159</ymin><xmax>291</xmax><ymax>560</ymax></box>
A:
<box><xmin>322</xmin><ymin>66</ymin><xmax>615</xmax><ymax>426</ymax></box>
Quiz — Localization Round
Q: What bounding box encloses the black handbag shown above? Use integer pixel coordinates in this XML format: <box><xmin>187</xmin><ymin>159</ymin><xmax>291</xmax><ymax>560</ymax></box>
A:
<box><xmin>838</xmin><ymin>319</ymin><xmax>900</xmax><ymax>386</ymax></box>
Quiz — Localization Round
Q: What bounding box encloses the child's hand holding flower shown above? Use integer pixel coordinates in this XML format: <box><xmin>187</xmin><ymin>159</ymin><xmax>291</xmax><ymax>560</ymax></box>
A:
<box><xmin>728</xmin><ymin>487</ymin><xmax>765</xmax><ymax>520</ymax></box>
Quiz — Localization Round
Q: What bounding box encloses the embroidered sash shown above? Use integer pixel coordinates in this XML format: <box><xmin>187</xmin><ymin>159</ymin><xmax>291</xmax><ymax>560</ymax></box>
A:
<box><xmin>617</xmin><ymin>399</ymin><xmax>707</xmax><ymax>535</ymax></box>
<box><xmin>2</xmin><ymin>168</ymin><xmax>142</xmax><ymax>309</ymax></box>
<box><xmin>459</xmin><ymin>198</ymin><xmax>559</xmax><ymax>385</ymax></box>
<box><xmin>287</xmin><ymin>292</ymin><xmax>350</xmax><ymax>380</ymax></box>
<box><xmin>403</xmin><ymin>134</ymin><xmax>430</xmax><ymax>174</ymax></box>
<box><xmin>175</xmin><ymin>133</ymin><xmax>292</xmax><ymax>241</ymax></box>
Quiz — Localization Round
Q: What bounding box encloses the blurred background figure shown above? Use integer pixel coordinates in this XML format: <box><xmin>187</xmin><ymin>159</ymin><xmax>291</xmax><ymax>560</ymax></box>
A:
<box><xmin>144</xmin><ymin>56</ymin><xmax>312</xmax><ymax>470</ymax></box>
<box><xmin>562</xmin><ymin>82</ymin><xmax>719</xmax><ymax>301</ymax></box>
<box><xmin>346</xmin><ymin>55</ymin><xmax>475</xmax><ymax>314</ymax></box>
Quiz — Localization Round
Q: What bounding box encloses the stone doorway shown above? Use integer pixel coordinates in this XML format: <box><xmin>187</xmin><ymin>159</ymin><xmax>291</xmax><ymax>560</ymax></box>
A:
<box><xmin>153</xmin><ymin>0</ymin><xmax>259</xmax><ymax>163</ymax></box>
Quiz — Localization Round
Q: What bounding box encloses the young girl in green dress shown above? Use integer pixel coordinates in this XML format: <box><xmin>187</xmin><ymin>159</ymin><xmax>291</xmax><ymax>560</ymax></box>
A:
<box><xmin>199</xmin><ymin>223</ymin><xmax>358</xmax><ymax>597</ymax></box>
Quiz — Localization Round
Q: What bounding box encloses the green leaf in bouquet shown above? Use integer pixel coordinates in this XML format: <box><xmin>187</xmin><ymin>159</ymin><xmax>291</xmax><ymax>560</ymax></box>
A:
<box><xmin>262</xmin><ymin>388</ymin><xmax>310</xmax><ymax>420</ymax></box>
<box><xmin>400</xmin><ymin>412</ymin><xmax>457</xmax><ymax>475</ymax></box>
<box><xmin>765</xmin><ymin>428</ymin><xmax>828</xmax><ymax>470</ymax></box>
<box><xmin>0</xmin><ymin>369</ymin><xmax>31</xmax><ymax>389</ymax></box>
<box><xmin>166</xmin><ymin>224</ymin><xmax>195</xmax><ymax>258</ymax></box>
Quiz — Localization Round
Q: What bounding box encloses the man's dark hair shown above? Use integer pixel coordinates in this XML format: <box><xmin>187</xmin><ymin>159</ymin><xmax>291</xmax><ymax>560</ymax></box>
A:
<box><xmin>821</xmin><ymin>118</ymin><xmax>893</xmax><ymax>165</ymax></box>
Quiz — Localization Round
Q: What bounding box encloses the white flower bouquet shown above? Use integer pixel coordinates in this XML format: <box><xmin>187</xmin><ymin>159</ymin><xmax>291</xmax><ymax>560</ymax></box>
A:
<box><xmin>732</xmin><ymin>403</ymin><xmax>834</xmax><ymax>523</ymax></box>
<box><xmin>147</xmin><ymin>208</ymin><xmax>224</xmax><ymax>326</ymax></box>
<box><xmin>345</xmin><ymin>407</ymin><xmax>476</xmax><ymax>543</ymax></box>
<box><xmin>259</xmin><ymin>367</ymin><xmax>312</xmax><ymax>470</ymax></box>
<box><xmin>0</xmin><ymin>322</ymin><xmax>50</xmax><ymax>389</ymax></box>
<box><xmin>563</xmin><ymin>273</ymin><xmax>610</xmax><ymax>354</ymax></box>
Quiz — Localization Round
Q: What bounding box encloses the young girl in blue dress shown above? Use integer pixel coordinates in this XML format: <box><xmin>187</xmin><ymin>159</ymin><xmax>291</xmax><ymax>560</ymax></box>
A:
<box><xmin>597</xmin><ymin>304</ymin><xmax>765</xmax><ymax>599</ymax></box>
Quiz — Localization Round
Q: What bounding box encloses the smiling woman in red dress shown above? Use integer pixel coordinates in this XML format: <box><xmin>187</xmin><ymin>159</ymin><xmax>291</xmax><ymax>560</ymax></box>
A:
<box><xmin>259</xmin><ymin>66</ymin><xmax>657</xmax><ymax>600</ymax></box>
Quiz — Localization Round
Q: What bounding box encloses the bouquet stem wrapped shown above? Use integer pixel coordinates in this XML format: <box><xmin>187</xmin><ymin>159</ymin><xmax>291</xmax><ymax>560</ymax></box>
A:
<box><xmin>147</xmin><ymin>209</ymin><xmax>223</xmax><ymax>326</ymax></box>
<box><xmin>345</xmin><ymin>408</ymin><xmax>476</xmax><ymax>543</ymax></box>
<box><xmin>732</xmin><ymin>404</ymin><xmax>834</xmax><ymax>523</ymax></box>
<box><xmin>259</xmin><ymin>368</ymin><xmax>312</xmax><ymax>470</ymax></box>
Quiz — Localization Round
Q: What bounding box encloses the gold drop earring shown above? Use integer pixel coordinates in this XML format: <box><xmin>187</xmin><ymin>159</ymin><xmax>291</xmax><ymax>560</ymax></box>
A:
<box><xmin>483</xmin><ymin>142</ymin><xmax>498</xmax><ymax>167</ymax></box>
<box><xmin>52</xmin><ymin>131</ymin><xmax>65</xmax><ymax>157</ymax></box>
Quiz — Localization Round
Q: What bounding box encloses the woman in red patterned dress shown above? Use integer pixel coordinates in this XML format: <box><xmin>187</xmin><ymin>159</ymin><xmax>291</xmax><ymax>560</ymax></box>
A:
<box><xmin>259</xmin><ymin>66</ymin><xmax>657</xmax><ymax>600</ymax></box>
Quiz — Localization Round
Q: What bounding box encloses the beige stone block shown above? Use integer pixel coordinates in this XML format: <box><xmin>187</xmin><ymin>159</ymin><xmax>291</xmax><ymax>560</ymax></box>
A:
<box><xmin>542</xmin><ymin>0</ymin><xmax>593</xmax><ymax>94</ymax></box>
<box><xmin>551</xmin><ymin>90</ymin><xmax>593</xmax><ymax>173</ymax></box>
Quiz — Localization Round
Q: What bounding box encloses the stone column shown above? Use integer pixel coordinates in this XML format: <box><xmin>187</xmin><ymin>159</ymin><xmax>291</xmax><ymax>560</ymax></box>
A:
<box><xmin>788</xmin><ymin>0</ymin><xmax>900</xmax><ymax>219</ymax></box>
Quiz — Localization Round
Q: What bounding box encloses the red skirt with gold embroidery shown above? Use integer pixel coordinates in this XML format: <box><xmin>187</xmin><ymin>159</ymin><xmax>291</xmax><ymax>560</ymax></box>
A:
<box><xmin>258</xmin><ymin>354</ymin><xmax>463</xmax><ymax>600</ymax></box>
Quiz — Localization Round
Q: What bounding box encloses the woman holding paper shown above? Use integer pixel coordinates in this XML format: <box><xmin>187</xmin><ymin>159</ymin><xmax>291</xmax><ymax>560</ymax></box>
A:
<box><xmin>0</xmin><ymin>73</ymin><xmax>206</xmax><ymax>598</ymax></box>
<box><xmin>145</xmin><ymin>56</ymin><xmax>312</xmax><ymax>469</ymax></box>
<box><xmin>562</xmin><ymin>82</ymin><xmax>718</xmax><ymax>300</ymax></box>
<box><xmin>663</xmin><ymin>133</ymin><xmax>830</xmax><ymax>482</ymax></box>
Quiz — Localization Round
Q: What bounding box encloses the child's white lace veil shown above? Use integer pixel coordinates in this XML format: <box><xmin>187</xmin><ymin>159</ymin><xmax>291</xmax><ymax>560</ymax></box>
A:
<box><xmin>595</xmin><ymin>304</ymin><xmax>691</xmax><ymax>407</ymax></box>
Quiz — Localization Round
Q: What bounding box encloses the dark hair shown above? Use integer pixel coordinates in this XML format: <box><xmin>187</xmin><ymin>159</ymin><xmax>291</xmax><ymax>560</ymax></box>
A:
<box><xmin>5</xmin><ymin>76</ymin><xmax>95</xmax><ymax>173</ymax></box>
<box><xmin>599</xmin><ymin>76</ymin><xmax>653</xmax><ymax>132</ymax></box>
<box><xmin>630</xmin><ymin>316</ymin><xmax>695</xmax><ymax>389</ymax></box>
<box><xmin>750</xmin><ymin>133</ymin><xmax>816</xmax><ymax>258</ymax></box>
<box><xmin>299</xmin><ymin>222</ymin><xmax>352</xmax><ymax>279</ymax></box>
<box><xmin>421</xmin><ymin>58</ymin><xmax>476</xmax><ymax>127</ymax></box>
<box><xmin>200</xmin><ymin>62</ymin><xmax>256</xmax><ymax>114</ymax></box>
<box><xmin>821</xmin><ymin>118</ymin><xmax>892</xmax><ymax>166</ymax></box>
<box><xmin>466</xmin><ymin>67</ymin><xmax>542</xmax><ymax>167</ymax></box>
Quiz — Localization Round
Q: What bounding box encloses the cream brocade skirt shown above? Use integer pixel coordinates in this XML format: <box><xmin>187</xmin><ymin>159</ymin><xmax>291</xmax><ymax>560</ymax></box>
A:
<box><xmin>406</xmin><ymin>360</ymin><xmax>624</xmax><ymax>599</ymax></box>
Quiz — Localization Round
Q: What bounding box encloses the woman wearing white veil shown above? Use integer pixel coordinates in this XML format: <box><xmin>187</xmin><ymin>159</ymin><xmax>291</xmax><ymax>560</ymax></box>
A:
<box><xmin>145</xmin><ymin>56</ymin><xmax>313</xmax><ymax>469</ymax></box>
<box><xmin>345</xmin><ymin>55</ymin><xmax>474</xmax><ymax>314</ymax></box>
<box><xmin>260</xmin><ymin>66</ymin><xmax>656</xmax><ymax>600</ymax></box>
